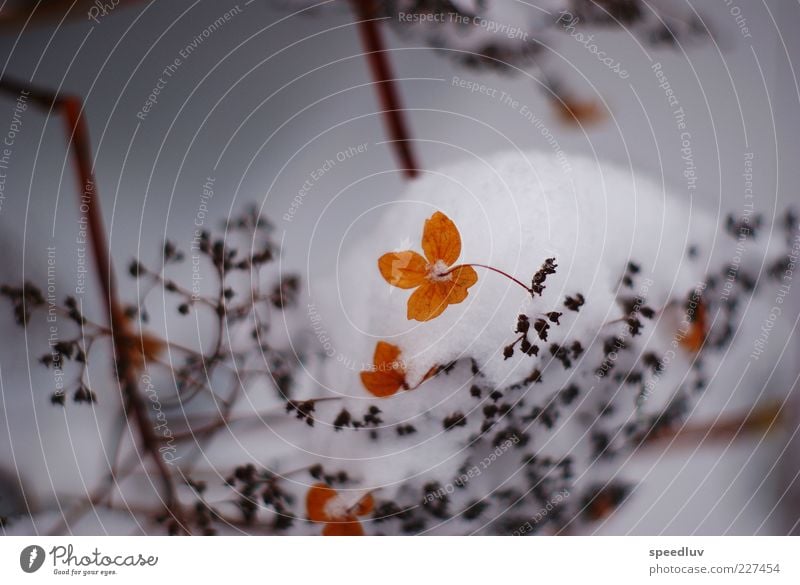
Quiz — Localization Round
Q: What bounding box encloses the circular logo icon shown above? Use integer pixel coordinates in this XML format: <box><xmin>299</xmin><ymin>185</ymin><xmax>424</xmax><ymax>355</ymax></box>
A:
<box><xmin>19</xmin><ymin>545</ymin><xmax>45</xmax><ymax>573</ymax></box>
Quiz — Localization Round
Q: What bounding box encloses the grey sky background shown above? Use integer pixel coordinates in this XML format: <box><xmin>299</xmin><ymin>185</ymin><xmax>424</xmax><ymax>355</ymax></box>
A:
<box><xmin>0</xmin><ymin>0</ymin><xmax>798</xmax><ymax>534</ymax></box>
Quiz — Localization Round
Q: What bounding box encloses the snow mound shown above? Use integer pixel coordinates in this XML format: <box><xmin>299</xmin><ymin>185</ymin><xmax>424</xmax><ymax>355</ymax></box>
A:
<box><xmin>332</xmin><ymin>150</ymin><xmax>716</xmax><ymax>389</ymax></box>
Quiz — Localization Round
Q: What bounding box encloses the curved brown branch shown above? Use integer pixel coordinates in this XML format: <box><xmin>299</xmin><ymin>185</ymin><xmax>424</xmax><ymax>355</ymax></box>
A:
<box><xmin>640</xmin><ymin>401</ymin><xmax>784</xmax><ymax>449</ymax></box>
<box><xmin>351</xmin><ymin>0</ymin><xmax>419</xmax><ymax>179</ymax></box>
<box><xmin>0</xmin><ymin>76</ymin><xmax>187</xmax><ymax>533</ymax></box>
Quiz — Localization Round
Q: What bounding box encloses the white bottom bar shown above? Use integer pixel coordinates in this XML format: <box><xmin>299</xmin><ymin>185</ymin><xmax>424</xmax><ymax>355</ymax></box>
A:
<box><xmin>1</xmin><ymin>536</ymin><xmax>798</xmax><ymax>583</ymax></box>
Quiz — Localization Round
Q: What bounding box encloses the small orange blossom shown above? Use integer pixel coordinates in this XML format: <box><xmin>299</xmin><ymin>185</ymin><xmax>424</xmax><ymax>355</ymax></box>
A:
<box><xmin>378</xmin><ymin>211</ymin><xmax>478</xmax><ymax>321</ymax></box>
<box><xmin>359</xmin><ymin>341</ymin><xmax>440</xmax><ymax>397</ymax></box>
<box><xmin>360</xmin><ymin>341</ymin><xmax>407</xmax><ymax>397</ymax></box>
<box><xmin>553</xmin><ymin>97</ymin><xmax>605</xmax><ymax>126</ymax></box>
<box><xmin>680</xmin><ymin>298</ymin><xmax>708</xmax><ymax>353</ymax></box>
<box><xmin>306</xmin><ymin>483</ymin><xmax>374</xmax><ymax>536</ymax></box>
<box><xmin>112</xmin><ymin>308</ymin><xmax>164</xmax><ymax>370</ymax></box>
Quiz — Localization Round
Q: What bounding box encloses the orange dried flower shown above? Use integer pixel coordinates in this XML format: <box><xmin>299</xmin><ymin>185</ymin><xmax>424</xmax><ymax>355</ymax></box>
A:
<box><xmin>360</xmin><ymin>341</ymin><xmax>440</xmax><ymax>397</ymax></box>
<box><xmin>113</xmin><ymin>308</ymin><xmax>165</xmax><ymax>369</ymax></box>
<box><xmin>680</xmin><ymin>298</ymin><xmax>708</xmax><ymax>353</ymax></box>
<box><xmin>306</xmin><ymin>483</ymin><xmax>374</xmax><ymax>536</ymax></box>
<box><xmin>360</xmin><ymin>341</ymin><xmax>407</xmax><ymax>397</ymax></box>
<box><xmin>378</xmin><ymin>211</ymin><xmax>478</xmax><ymax>321</ymax></box>
<box><xmin>553</xmin><ymin>97</ymin><xmax>605</xmax><ymax>126</ymax></box>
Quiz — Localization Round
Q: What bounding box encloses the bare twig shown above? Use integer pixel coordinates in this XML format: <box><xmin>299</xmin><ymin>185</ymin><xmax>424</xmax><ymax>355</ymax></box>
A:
<box><xmin>641</xmin><ymin>402</ymin><xmax>784</xmax><ymax>449</ymax></box>
<box><xmin>351</xmin><ymin>0</ymin><xmax>419</xmax><ymax>178</ymax></box>
<box><xmin>0</xmin><ymin>76</ymin><xmax>187</xmax><ymax>532</ymax></box>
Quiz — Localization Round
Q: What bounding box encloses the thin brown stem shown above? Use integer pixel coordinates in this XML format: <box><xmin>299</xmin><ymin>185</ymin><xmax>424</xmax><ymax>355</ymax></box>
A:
<box><xmin>169</xmin><ymin>396</ymin><xmax>344</xmax><ymax>442</ymax></box>
<box><xmin>444</xmin><ymin>263</ymin><xmax>533</xmax><ymax>294</ymax></box>
<box><xmin>640</xmin><ymin>402</ymin><xmax>784</xmax><ymax>449</ymax></box>
<box><xmin>1</xmin><ymin>76</ymin><xmax>187</xmax><ymax>533</ymax></box>
<box><xmin>351</xmin><ymin>0</ymin><xmax>419</xmax><ymax>178</ymax></box>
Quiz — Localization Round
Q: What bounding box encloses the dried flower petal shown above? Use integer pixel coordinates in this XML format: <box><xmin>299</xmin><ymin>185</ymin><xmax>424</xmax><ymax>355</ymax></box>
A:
<box><xmin>377</xmin><ymin>211</ymin><xmax>477</xmax><ymax>322</ymax></box>
<box><xmin>422</xmin><ymin>211</ymin><xmax>461</xmax><ymax>266</ymax></box>
<box><xmin>680</xmin><ymin>299</ymin><xmax>707</xmax><ymax>352</ymax></box>
<box><xmin>306</xmin><ymin>482</ymin><xmax>337</xmax><ymax>523</ymax></box>
<box><xmin>378</xmin><ymin>251</ymin><xmax>428</xmax><ymax>288</ymax></box>
<box><xmin>322</xmin><ymin>520</ymin><xmax>364</xmax><ymax>536</ymax></box>
<box><xmin>353</xmin><ymin>492</ymin><xmax>374</xmax><ymax>516</ymax></box>
<box><xmin>360</xmin><ymin>341</ymin><xmax>406</xmax><ymax>397</ymax></box>
<box><xmin>307</xmin><ymin>483</ymin><xmax>372</xmax><ymax>536</ymax></box>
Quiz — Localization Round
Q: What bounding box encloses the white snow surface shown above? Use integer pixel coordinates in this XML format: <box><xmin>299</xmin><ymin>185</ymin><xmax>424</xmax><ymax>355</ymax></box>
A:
<box><xmin>294</xmin><ymin>149</ymin><xmax>750</xmax><ymax>498</ymax></box>
<box><xmin>330</xmin><ymin>149</ymin><xmax>716</xmax><ymax>388</ymax></box>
